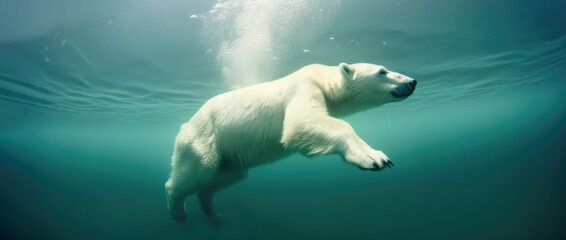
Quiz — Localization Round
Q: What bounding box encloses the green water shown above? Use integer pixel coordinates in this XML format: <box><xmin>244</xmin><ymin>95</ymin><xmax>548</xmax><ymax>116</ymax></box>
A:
<box><xmin>1</xmin><ymin>0</ymin><xmax>565</xmax><ymax>239</ymax></box>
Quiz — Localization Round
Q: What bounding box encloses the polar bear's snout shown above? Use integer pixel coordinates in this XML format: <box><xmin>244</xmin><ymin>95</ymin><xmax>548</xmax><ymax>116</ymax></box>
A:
<box><xmin>409</xmin><ymin>79</ymin><xmax>417</xmax><ymax>89</ymax></box>
<box><xmin>392</xmin><ymin>79</ymin><xmax>417</xmax><ymax>98</ymax></box>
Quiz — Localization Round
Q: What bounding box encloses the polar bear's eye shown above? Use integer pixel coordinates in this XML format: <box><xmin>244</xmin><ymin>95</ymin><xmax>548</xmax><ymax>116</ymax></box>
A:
<box><xmin>379</xmin><ymin>69</ymin><xmax>388</xmax><ymax>75</ymax></box>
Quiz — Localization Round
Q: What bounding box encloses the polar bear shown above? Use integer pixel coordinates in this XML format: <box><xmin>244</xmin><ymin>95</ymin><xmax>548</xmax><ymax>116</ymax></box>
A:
<box><xmin>165</xmin><ymin>63</ymin><xmax>416</xmax><ymax>222</ymax></box>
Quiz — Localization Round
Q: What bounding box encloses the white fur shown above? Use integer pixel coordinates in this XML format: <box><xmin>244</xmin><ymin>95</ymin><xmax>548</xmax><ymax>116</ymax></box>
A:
<box><xmin>165</xmin><ymin>63</ymin><xmax>414</xmax><ymax>222</ymax></box>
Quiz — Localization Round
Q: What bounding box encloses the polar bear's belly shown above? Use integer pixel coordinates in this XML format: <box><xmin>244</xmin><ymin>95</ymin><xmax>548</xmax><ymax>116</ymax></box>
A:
<box><xmin>218</xmin><ymin>139</ymin><xmax>288</xmax><ymax>170</ymax></box>
<box><xmin>214</xmin><ymin>107</ymin><xmax>289</xmax><ymax>169</ymax></box>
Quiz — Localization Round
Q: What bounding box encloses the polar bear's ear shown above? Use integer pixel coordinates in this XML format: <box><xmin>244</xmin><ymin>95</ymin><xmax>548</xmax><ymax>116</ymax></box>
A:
<box><xmin>339</xmin><ymin>63</ymin><xmax>354</xmax><ymax>79</ymax></box>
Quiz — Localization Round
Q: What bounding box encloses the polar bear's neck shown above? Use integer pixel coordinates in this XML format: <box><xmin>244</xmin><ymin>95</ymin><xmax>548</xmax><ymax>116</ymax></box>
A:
<box><xmin>307</xmin><ymin>66</ymin><xmax>369</xmax><ymax>117</ymax></box>
<box><xmin>305</xmin><ymin>65</ymin><xmax>345</xmax><ymax>98</ymax></box>
<box><xmin>326</xmin><ymin>94</ymin><xmax>378</xmax><ymax>117</ymax></box>
<box><xmin>294</xmin><ymin>64</ymin><xmax>381</xmax><ymax>117</ymax></box>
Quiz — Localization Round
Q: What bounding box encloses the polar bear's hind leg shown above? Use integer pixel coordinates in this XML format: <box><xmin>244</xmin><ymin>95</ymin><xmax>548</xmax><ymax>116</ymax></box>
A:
<box><xmin>165</xmin><ymin>174</ymin><xmax>200</xmax><ymax>223</ymax></box>
<box><xmin>165</xmin><ymin>186</ymin><xmax>188</xmax><ymax>222</ymax></box>
<box><xmin>197</xmin><ymin>170</ymin><xmax>248</xmax><ymax>222</ymax></box>
<box><xmin>165</xmin><ymin>147</ymin><xmax>219</xmax><ymax>223</ymax></box>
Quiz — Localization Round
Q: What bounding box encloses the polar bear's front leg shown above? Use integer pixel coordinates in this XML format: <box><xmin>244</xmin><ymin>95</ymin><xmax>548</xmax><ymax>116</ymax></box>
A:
<box><xmin>282</xmin><ymin>115</ymin><xmax>393</xmax><ymax>171</ymax></box>
<box><xmin>281</xmin><ymin>85</ymin><xmax>394</xmax><ymax>171</ymax></box>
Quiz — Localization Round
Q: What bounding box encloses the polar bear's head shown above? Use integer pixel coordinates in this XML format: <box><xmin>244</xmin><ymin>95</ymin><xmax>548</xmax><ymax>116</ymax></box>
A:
<box><xmin>330</xmin><ymin>63</ymin><xmax>416</xmax><ymax>115</ymax></box>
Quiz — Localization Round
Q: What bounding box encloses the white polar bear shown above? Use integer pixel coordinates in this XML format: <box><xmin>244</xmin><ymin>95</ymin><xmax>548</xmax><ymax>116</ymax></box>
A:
<box><xmin>165</xmin><ymin>63</ymin><xmax>416</xmax><ymax>222</ymax></box>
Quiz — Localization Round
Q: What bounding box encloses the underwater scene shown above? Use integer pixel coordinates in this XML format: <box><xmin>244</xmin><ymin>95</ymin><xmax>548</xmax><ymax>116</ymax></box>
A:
<box><xmin>1</xmin><ymin>0</ymin><xmax>565</xmax><ymax>239</ymax></box>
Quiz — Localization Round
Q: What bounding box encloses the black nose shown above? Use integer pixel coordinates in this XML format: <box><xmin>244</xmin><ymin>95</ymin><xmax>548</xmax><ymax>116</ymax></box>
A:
<box><xmin>409</xmin><ymin>79</ymin><xmax>417</xmax><ymax>90</ymax></box>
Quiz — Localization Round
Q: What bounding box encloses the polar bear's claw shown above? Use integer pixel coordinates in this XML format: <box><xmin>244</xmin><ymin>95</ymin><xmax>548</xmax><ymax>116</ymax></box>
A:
<box><xmin>359</xmin><ymin>160</ymin><xmax>394</xmax><ymax>171</ymax></box>
<box><xmin>371</xmin><ymin>162</ymin><xmax>381</xmax><ymax>171</ymax></box>
<box><xmin>383</xmin><ymin>160</ymin><xmax>394</xmax><ymax>168</ymax></box>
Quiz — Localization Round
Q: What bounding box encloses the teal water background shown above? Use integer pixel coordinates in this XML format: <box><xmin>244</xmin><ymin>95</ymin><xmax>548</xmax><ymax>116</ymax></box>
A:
<box><xmin>1</xmin><ymin>0</ymin><xmax>565</xmax><ymax>239</ymax></box>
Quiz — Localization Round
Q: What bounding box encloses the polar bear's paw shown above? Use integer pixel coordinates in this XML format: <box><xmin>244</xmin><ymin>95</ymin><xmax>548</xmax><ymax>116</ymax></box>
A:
<box><xmin>207</xmin><ymin>212</ymin><xmax>225</xmax><ymax>226</ymax></box>
<box><xmin>346</xmin><ymin>149</ymin><xmax>394</xmax><ymax>171</ymax></box>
